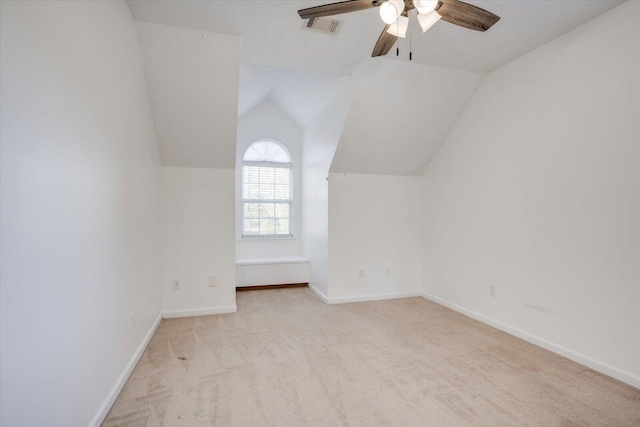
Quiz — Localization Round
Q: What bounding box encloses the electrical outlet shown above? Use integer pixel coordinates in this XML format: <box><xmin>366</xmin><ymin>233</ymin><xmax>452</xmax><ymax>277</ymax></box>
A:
<box><xmin>209</xmin><ymin>276</ymin><xmax>217</xmax><ymax>287</ymax></box>
<box><xmin>173</xmin><ymin>280</ymin><xmax>181</xmax><ymax>290</ymax></box>
<box><xmin>358</xmin><ymin>269</ymin><xmax>365</xmax><ymax>279</ymax></box>
<box><xmin>490</xmin><ymin>285</ymin><xmax>496</xmax><ymax>297</ymax></box>
<box><xmin>385</xmin><ymin>267</ymin><xmax>391</xmax><ymax>276</ymax></box>
<box><xmin>131</xmin><ymin>312</ymin><xmax>137</xmax><ymax>326</ymax></box>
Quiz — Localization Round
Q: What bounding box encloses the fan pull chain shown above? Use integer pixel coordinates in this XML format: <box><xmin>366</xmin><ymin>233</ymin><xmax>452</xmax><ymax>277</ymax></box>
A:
<box><xmin>410</xmin><ymin>24</ymin><xmax>414</xmax><ymax>61</ymax></box>
<box><xmin>396</xmin><ymin>19</ymin><xmax>400</xmax><ymax>56</ymax></box>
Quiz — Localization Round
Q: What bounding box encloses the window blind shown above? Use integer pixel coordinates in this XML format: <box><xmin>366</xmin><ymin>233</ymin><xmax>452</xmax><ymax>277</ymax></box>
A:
<box><xmin>242</xmin><ymin>165</ymin><xmax>292</xmax><ymax>236</ymax></box>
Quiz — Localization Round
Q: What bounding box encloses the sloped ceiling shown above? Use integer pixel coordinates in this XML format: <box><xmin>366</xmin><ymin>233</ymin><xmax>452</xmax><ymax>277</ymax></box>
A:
<box><xmin>330</xmin><ymin>58</ymin><xmax>485</xmax><ymax>176</ymax></box>
<box><xmin>128</xmin><ymin>0</ymin><xmax>626</xmax><ymax>172</ymax></box>
<box><xmin>238</xmin><ymin>64</ymin><xmax>350</xmax><ymax>127</ymax></box>
<box><xmin>384</xmin><ymin>0</ymin><xmax>625</xmax><ymax>72</ymax></box>
<box><xmin>136</xmin><ymin>21</ymin><xmax>239</xmax><ymax>168</ymax></box>
<box><xmin>127</xmin><ymin>0</ymin><xmax>624</xmax><ymax>74</ymax></box>
<box><xmin>128</xmin><ymin>0</ymin><xmax>382</xmax><ymax>75</ymax></box>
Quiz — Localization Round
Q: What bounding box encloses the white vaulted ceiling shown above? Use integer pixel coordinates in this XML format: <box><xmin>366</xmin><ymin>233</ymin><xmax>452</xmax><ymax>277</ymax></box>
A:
<box><xmin>128</xmin><ymin>0</ymin><xmax>383</xmax><ymax>75</ymax></box>
<box><xmin>238</xmin><ymin>64</ymin><xmax>350</xmax><ymax>127</ymax></box>
<box><xmin>128</xmin><ymin>0</ymin><xmax>625</xmax><ymax>172</ymax></box>
<box><xmin>127</xmin><ymin>0</ymin><xmax>624</xmax><ymax>74</ymax></box>
<box><xmin>136</xmin><ymin>21</ymin><xmax>240</xmax><ymax>168</ymax></box>
<box><xmin>331</xmin><ymin>58</ymin><xmax>485</xmax><ymax>176</ymax></box>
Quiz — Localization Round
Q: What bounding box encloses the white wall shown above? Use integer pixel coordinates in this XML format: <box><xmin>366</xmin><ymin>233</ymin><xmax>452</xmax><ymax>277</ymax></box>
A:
<box><xmin>0</xmin><ymin>2</ymin><xmax>162</xmax><ymax>426</ymax></box>
<box><xmin>235</xmin><ymin>261</ymin><xmax>309</xmax><ymax>287</ymax></box>
<box><xmin>421</xmin><ymin>1</ymin><xmax>640</xmax><ymax>387</ymax></box>
<box><xmin>235</xmin><ymin>101</ymin><xmax>307</xmax><ymax>286</ymax></box>
<box><xmin>235</xmin><ymin>101</ymin><xmax>303</xmax><ymax>259</ymax></box>
<box><xmin>302</xmin><ymin>86</ymin><xmax>354</xmax><ymax>297</ymax></box>
<box><xmin>161</xmin><ymin>167</ymin><xmax>236</xmax><ymax>316</ymax></box>
<box><xmin>328</xmin><ymin>173</ymin><xmax>424</xmax><ymax>302</ymax></box>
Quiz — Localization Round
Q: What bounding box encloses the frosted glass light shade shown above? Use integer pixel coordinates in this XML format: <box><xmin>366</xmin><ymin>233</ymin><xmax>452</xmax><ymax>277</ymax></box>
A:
<box><xmin>417</xmin><ymin>10</ymin><xmax>441</xmax><ymax>32</ymax></box>
<box><xmin>386</xmin><ymin>15</ymin><xmax>409</xmax><ymax>38</ymax></box>
<box><xmin>379</xmin><ymin>0</ymin><xmax>404</xmax><ymax>25</ymax></box>
<box><xmin>413</xmin><ymin>0</ymin><xmax>438</xmax><ymax>14</ymax></box>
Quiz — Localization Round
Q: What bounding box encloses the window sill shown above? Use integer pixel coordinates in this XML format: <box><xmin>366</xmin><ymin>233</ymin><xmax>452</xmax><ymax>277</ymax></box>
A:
<box><xmin>239</xmin><ymin>235</ymin><xmax>296</xmax><ymax>241</ymax></box>
<box><xmin>236</xmin><ymin>256</ymin><xmax>310</xmax><ymax>266</ymax></box>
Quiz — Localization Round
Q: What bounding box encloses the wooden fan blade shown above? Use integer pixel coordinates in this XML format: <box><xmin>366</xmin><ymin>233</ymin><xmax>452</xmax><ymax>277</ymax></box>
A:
<box><xmin>372</xmin><ymin>25</ymin><xmax>397</xmax><ymax>57</ymax></box>
<box><xmin>298</xmin><ymin>0</ymin><xmax>378</xmax><ymax>20</ymax></box>
<box><xmin>437</xmin><ymin>0</ymin><xmax>500</xmax><ymax>32</ymax></box>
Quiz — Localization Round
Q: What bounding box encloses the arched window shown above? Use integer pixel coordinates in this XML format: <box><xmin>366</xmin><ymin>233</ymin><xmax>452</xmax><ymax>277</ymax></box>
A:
<box><xmin>242</xmin><ymin>140</ymin><xmax>292</xmax><ymax>237</ymax></box>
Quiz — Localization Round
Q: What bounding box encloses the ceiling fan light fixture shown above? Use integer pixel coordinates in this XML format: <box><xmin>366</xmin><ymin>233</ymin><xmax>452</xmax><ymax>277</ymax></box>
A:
<box><xmin>413</xmin><ymin>0</ymin><xmax>438</xmax><ymax>15</ymax></box>
<box><xmin>417</xmin><ymin>10</ymin><xmax>442</xmax><ymax>32</ymax></box>
<box><xmin>296</xmin><ymin>0</ymin><xmax>501</xmax><ymax>59</ymax></box>
<box><xmin>386</xmin><ymin>15</ymin><xmax>409</xmax><ymax>38</ymax></box>
<box><xmin>379</xmin><ymin>0</ymin><xmax>404</xmax><ymax>25</ymax></box>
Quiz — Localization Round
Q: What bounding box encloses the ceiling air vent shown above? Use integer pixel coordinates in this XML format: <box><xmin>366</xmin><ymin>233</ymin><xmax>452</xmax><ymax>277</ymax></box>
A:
<box><xmin>303</xmin><ymin>17</ymin><xmax>342</xmax><ymax>35</ymax></box>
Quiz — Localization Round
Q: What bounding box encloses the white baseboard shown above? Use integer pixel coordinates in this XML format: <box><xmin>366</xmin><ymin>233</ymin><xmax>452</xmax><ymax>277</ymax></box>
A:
<box><xmin>329</xmin><ymin>291</ymin><xmax>423</xmax><ymax>304</ymax></box>
<box><xmin>162</xmin><ymin>305</ymin><xmax>237</xmax><ymax>318</ymax></box>
<box><xmin>421</xmin><ymin>292</ymin><xmax>640</xmax><ymax>390</ymax></box>
<box><xmin>308</xmin><ymin>283</ymin><xmax>329</xmax><ymax>303</ymax></box>
<box><xmin>89</xmin><ymin>313</ymin><xmax>162</xmax><ymax>427</ymax></box>
<box><xmin>307</xmin><ymin>286</ymin><xmax>422</xmax><ymax>305</ymax></box>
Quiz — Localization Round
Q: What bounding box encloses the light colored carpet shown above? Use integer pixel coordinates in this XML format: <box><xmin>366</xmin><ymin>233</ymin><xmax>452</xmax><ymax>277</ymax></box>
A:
<box><xmin>103</xmin><ymin>288</ymin><xmax>640</xmax><ymax>426</ymax></box>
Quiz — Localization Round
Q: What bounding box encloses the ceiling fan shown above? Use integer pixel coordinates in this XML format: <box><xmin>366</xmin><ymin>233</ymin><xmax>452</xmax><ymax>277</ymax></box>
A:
<box><xmin>298</xmin><ymin>0</ymin><xmax>500</xmax><ymax>57</ymax></box>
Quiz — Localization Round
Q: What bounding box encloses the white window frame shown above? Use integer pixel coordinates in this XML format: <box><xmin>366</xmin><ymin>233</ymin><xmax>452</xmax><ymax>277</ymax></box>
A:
<box><xmin>241</xmin><ymin>142</ymin><xmax>294</xmax><ymax>239</ymax></box>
